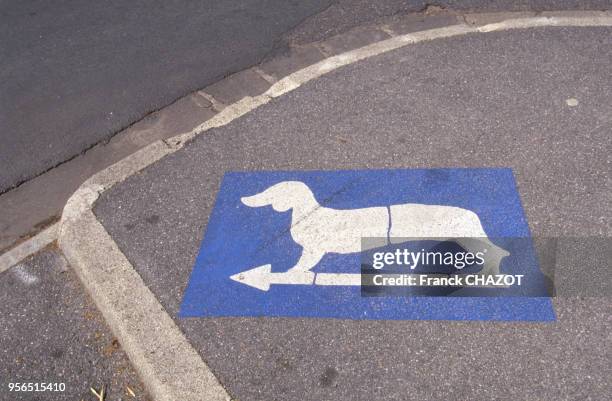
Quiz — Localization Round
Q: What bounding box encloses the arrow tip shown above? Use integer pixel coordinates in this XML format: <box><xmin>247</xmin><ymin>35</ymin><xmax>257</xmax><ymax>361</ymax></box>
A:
<box><xmin>230</xmin><ymin>264</ymin><xmax>272</xmax><ymax>291</ymax></box>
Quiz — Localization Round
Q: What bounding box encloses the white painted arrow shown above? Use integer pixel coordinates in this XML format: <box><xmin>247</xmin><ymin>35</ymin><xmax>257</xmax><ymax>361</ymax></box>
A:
<box><xmin>230</xmin><ymin>265</ymin><xmax>413</xmax><ymax>291</ymax></box>
<box><xmin>229</xmin><ymin>265</ymin><xmax>315</xmax><ymax>291</ymax></box>
<box><xmin>230</xmin><ymin>265</ymin><xmax>505</xmax><ymax>291</ymax></box>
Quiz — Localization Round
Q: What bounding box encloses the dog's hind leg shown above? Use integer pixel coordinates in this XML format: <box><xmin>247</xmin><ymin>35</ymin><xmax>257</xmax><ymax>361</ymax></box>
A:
<box><xmin>287</xmin><ymin>249</ymin><xmax>324</xmax><ymax>273</ymax></box>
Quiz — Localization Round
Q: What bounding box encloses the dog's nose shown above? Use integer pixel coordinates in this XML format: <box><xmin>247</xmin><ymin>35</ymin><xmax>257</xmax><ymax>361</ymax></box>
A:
<box><xmin>241</xmin><ymin>194</ymin><xmax>263</xmax><ymax>207</ymax></box>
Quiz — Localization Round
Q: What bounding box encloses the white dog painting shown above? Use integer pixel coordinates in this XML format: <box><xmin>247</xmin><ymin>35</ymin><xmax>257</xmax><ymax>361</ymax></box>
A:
<box><xmin>240</xmin><ymin>181</ymin><xmax>509</xmax><ymax>278</ymax></box>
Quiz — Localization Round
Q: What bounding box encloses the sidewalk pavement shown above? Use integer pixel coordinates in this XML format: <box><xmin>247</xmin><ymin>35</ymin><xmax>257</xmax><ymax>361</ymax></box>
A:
<box><xmin>60</xmin><ymin>13</ymin><xmax>612</xmax><ymax>401</ymax></box>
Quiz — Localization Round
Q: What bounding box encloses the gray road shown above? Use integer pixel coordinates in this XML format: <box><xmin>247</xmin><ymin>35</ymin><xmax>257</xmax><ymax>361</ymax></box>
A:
<box><xmin>2</xmin><ymin>0</ymin><xmax>611</xmax><ymax>193</ymax></box>
<box><xmin>94</xmin><ymin>26</ymin><xmax>611</xmax><ymax>400</ymax></box>
<box><xmin>0</xmin><ymin>0</ymin><xmax>330</xmax><ymax>192</ymax></box>
<box><xmin>0</xmin><ymin>249</ymin><xmax>149</xmax><ymax>401</ymax></box>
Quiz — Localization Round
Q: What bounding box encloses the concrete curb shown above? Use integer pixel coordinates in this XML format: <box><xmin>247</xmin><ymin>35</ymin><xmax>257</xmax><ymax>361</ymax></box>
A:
<box><xmin>59</xmin><ymin>142</ymin><xmax>230</xmax><ymax>401</ymax></box>
<box><xmin>58</xmin><ymin>12</ymin><xmax>612</xmax><ymax>401</ymax></box>
<box><xmin>0</xmin><ymin>223</ymin><xmax>58</xmax><ymax>274</ymax></box>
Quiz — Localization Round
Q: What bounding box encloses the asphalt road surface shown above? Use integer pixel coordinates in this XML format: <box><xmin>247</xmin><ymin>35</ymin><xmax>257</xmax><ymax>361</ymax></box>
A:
<box><xmin>94</xmin><ymin>26</ymin><xmax>612</xmax><ymax>400</ymax></box>
<box><xmin>0</xmin><ymin>0</ymin><xmax>329</xmax><ymax>192</ymax></box>
<box><xmin>2</xmin><ymin>0</ymin><xmax>611</xmax><ymax>193</ymax></box>
<box><xmin>0</xmin><ymin>248</ymin><xmax>149</xmax><ymax>401</ymax></box>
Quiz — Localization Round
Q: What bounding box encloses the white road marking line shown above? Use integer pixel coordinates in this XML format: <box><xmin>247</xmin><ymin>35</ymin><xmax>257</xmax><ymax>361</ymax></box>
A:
<box><xmin>0</xmin><ymin>223</ymin><xmax>58</xmax><ymax>274</ymax></box>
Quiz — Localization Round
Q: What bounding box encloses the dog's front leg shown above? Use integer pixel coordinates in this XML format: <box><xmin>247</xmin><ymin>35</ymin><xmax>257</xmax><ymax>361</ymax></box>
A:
<box><xmin>287</xmin><ymin>249</ymin><xmax>324</xmax><ymax>273</ymax></box>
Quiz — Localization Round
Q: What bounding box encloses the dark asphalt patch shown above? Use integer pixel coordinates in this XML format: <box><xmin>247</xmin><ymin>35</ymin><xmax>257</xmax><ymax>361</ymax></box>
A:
<box><xmin>95</xmin><ymin>27</ymin><xmax>611</xmax><ymax>400</ymax></box>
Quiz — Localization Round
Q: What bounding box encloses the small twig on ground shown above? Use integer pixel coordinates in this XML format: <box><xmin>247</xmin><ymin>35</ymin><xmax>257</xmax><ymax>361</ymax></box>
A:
<box><xmin>90</xmin><ymin>386</ymin><xmax>105</xmax><ymax>401</ymax></box>
<box><xmin>126</xmin><ymin>385</ymin><xmax>136</xmax><ymax>398</ymax></box>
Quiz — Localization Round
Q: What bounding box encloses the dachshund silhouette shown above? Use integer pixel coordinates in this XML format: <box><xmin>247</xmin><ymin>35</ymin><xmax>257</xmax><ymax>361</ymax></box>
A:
<box><xmin>241</xmin><ymin>181</ymin><xmax>509</xmax><ymax>277</ymax></box>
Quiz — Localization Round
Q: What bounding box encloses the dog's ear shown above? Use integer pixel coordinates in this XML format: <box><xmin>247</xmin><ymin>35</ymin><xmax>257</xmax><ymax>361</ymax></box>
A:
<box><xmin>269</xmin><ymin>197</ymin><xmax>292</xmax><ymax>212</ymax></box>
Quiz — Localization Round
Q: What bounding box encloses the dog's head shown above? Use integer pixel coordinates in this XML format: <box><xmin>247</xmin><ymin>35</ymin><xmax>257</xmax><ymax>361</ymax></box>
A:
<box><xmin>241</xmin><ymin>181</ymin><xmax>314</xmax><ymax>212</ymax></box>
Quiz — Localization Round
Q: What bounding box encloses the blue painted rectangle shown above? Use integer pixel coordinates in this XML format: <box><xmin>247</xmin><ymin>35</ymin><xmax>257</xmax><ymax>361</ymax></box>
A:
<box><xmin>180</xmin><ymin>168</ymin><xmax>556</xmax><ymax>321</ymax></box>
